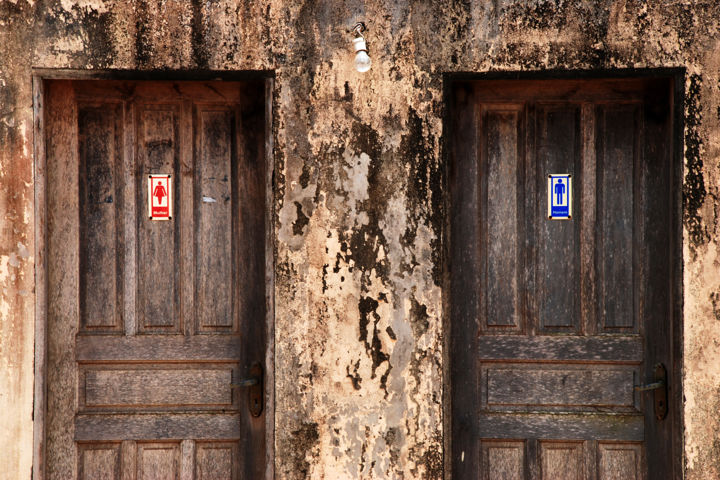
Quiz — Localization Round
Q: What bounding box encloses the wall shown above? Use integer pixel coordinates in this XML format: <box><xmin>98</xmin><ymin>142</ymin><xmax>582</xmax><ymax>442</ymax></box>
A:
<box><xmin>1</xmin><ymin>0</ymin><xmax>719</xmax><ymax>478</ymax></box>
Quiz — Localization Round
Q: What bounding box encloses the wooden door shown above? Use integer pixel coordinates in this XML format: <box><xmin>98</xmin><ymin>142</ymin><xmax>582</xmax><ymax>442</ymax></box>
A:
<box><xmin>44</xmin><ymin>79</ymin><xmax>269</xmax><ymax>479</ymax></box>
<box><xmin>449</xmin><ymin>78</ymin><xmax>680</xmax><ymax>479</ymax></box>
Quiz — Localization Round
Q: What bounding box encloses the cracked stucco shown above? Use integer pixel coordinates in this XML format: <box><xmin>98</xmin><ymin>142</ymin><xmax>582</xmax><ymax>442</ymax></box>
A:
<box><xmin>1</xmin><ymin>0</ymin><xmax>720</xmax><ymax>478</ymax></box>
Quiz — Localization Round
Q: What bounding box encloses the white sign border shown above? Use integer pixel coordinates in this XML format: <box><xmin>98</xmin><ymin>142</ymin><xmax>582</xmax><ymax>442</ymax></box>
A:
<box><xmin>148</xmin><ymin>174</ymin><xmax>173</xmax><ymax>221</ymax></box>
<box><xmin>547</xmin><ymin>174</ymin><xmax>572</xmax><ymax>220</ymax></box>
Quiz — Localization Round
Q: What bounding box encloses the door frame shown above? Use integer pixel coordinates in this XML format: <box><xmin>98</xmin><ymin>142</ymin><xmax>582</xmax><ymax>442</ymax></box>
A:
<box><xmin>441</xmin><ymin>68</ymin><xmax>685</xmax><ymax>479</ymax></box>
<box><xmin>32</xmin><ymin>70</ymin><xmax>276</xmax><ymax>480</ymax></box>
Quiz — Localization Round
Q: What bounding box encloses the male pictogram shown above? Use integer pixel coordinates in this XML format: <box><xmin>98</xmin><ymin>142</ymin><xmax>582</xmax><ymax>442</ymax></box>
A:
<box><xmin>548</xmin><ymin>174</ymin><xmax>571</xmax><ymax>220</ymax></box>
<box><xmin>153</xmin><ymin>182</ymin><xmax>167</xmax><ymax>205</ymax></box>
<box><xmin>554</xmin><ymin>178</ymin><xmax>566</xmax><ymax>204</ymax></box>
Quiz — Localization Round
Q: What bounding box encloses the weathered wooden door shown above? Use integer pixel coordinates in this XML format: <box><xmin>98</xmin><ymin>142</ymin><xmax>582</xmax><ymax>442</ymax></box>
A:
<box><xmin>44</xmin><ymin>79</ymin><xmax>269</xmax><ymax>479</ymax></box>
<box><xmin>449</xmin><ymin>78</ymin><xmax>680</xmax><ymax>479</ymax></box>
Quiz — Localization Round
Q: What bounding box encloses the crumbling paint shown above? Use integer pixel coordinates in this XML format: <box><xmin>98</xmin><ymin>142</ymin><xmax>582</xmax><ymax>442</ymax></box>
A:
<box><xmin>1</xmin><ymin>1</ymin><xmax>720</xmax><ymax>479</ymax></box>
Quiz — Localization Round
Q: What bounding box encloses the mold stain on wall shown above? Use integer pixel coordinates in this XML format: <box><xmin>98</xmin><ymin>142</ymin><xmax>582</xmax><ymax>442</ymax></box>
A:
<box><xmin>1</xmin><ymin>1</ymin><xmax>720</xmax><ymax>478</ymax></box>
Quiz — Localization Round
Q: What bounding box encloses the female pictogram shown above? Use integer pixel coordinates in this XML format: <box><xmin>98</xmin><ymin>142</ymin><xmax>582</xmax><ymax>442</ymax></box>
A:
<box><xmin>148</xmin><ymin>174</ymin><xmax>172</xmax><ymax>220</ymax></box>
<box><xmin>153</xmin><ymin>182</ymin><xmax>167</xmax><ymax>205</ymax></box>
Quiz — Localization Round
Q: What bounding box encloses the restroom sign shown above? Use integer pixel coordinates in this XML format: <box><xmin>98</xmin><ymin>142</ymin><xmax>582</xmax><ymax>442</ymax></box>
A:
<box><xmin>148</xmin><ymin>174</ymin><xmax>172</xmax><ymax>220</ymax></box>
<box><xmin>548</xmin><ymin>174</ymin><xmax>572</xmax><ymax>220</ymax></box>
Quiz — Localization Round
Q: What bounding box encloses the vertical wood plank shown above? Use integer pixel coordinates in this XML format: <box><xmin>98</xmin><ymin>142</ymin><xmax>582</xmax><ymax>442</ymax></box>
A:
<box><xmin>236</xmin><ymin>82</ymin><xmax>270</xmax><ymax>480</ymax></box>
<box><xmin>78</xmin><ymin>104</ymin><xmax>123</xmax><ymax>331</ymax></box>
<box><xmin>180</xmin><ymin>99</ymin><xmax>195</xmax><ymax>337</ymax></box>
<box><xmin>263</xmin><ymin>77</ymin><xmax>275</xmax><ymax>480</ymax></box>
<box><xmin>580</xmin><ymin>104</ymin><xmax>597</xmax><ymax>336</ymax></box>
<box><xmin>597</xmin><ymin>106</ymin><xmax>637</xmax><ymax>331</ymax></box>
<box><xmin>536</xmin><ymin>105</ymin><xmax>580</xmax><ymax>333</ymax></box>
<box><xmin>123</xmin><ymin>101</ymin><xmax>137</xmax><ymax>337</ymax></box>
<box><xmin>640</xmin><ymin>81</ymin><xmax>675</xmax><ymax>480</ymax></box>
<box><xmin>449</xmin><ymin>82</ymin><xmax>481</xmax><ymax>478</ymax></box>
<box><xmin>523</xmin><ymin>102</ymin><xmax>537</xmax><ymax>336</ymax></box>
<box><xmin>32</xmin><ymin>75</ymin><xmax>48</xmax><ymax>480</ymax></box>
<box><xmin>526</xmin><ymin>438</ymin><xmax>539</xmax><ymax>480</ymax></box>
<box><xmin>121</xmin><ymin>440</ymin><xmax>137</xmax><ymax>480</ymax></box>
<box><xmin>46</xmin><ymin>80</ymin><xmax>80</xmax><ymax>480</ymax></box>
<box><xmin>483</xmin><ymin>107</ymin><xmax>522</xmax><ymax>331</ymax></box>
<box><xmin>180</xmin><ymin>439</ymin><xmax>195</xmax><ymax>480</ymax></box>
<box><xmin>136</xmin><ymin>105</ymin><xmax>180</xmax><ymax>333</ymax></box>
<box><xmin>195</xmin><ymin>108</ymin><xmax>234</xmax><ymax>331</ymax></box>
<box><xmin>585</xmin><ymin>440</ymin><xmax>599</xmax><ymax>480</ymax></box>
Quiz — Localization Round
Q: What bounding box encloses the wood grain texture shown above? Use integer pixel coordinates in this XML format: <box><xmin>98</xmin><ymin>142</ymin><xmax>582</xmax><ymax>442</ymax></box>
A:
<box><xmin>78</xmin><ymin>104</ymin><xmax>123</xmax><ymax>332</ymax></box>
<box><xmin>76</xmin><ymin>335</ymin><xmax>243</xmax><ymax>362</ymax></box>
<box><xmin>483</xmin><ymin>364</ymin><xmax>636</xmax><ymax>410</ymax></box>
<box><xmin>598</xmin><ymin>443</ymin><xmax>643</xmax><ymax>480</ymax></box>
<box><xmin>540</xmin><ymin>441</ymin><xmax>583</xmax><ymax>480</ymax></box>
<box><xmin>448</xmin><ymin>82</ymin><xmax>481</xmax><ymax>478</ymax></box>
<box><xmin>477</xmin><ymin>336</ymin><xmax>642</xmax><ymax>362</ymax></box>
<box><xmin>481</xmin><ymin>441</ymin><xmax>525</xmax><ymax>480</ymax></box>
<box><xmin>450</xmin><ymin>77</ymin><xmax>677</xmax><ymax>479</ymax></box>
<box><xmin>82</xmin><ymin>367</ymin><xmax>233</xmax><ymax>408</ymax></box>
<box><xmin>196</xmin><ymin>442</ymin><xmax>239</xmax><ymax>480</ymax></box>
<box><xmin>136</xmin><ymin>105</ymin><xmax>180</xmax><ymax>333</ymax></box>
<box><xmin>483</xmin><ymin>107</ymin><xmax>522</xmax><ymax>331</ymax></box>
<box><xmin>180</xmin><ymin>440</ymin><xmax>195</xmax><ymax>480</ymax></box>
<box><xmin>75</xmin><ymin>414</ymin><xmax>242</xmax><ymax>441</ymax></box>
<box><xmin>597</xmin><ymin>106</ymin><xmax>638</xmax><ymax>332</ymax></box>
<box><xmin>46</xmin><ymin>80</ymin><xmax>80</xmax><ymax>480</ymax></box>
<box><xmin>137</xmin><ymin>442</ymin><xmax>180</xmax><ymax>480</ymax></box>
<box><xmin>121</xmin><ymin>441</ymin><xmax>136</xmax><ymax>480</ymax></box>
<box><xmin>78</xmin><ymin>443</ymin><xmax>121</xmax><ymax>480</ymax></box>
<box><xmin>33</xmin><ymin>75</ymin><xmax>48</xmax><ymax>480</ymax></box>
<box><xmin>535</xmin><ymin>105</ymin><xmax>580</xmax><ymax>333</ymax></box>
<box><xmin>44</xmin><ymin>79</ymin><xmax>270</xmax><ymax>480</ymax></box>
<box><xmin>195</xmin><ymin>108</ymin><xmax>234</xmax><ymax>331</ymax></box>
<box><xmin>477</xmin><ymin>413</ymin><xmax>644</xmax><ymax>441</ymax></box>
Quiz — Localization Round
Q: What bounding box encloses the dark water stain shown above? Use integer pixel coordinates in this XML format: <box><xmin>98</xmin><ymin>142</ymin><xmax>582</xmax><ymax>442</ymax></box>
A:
<box><xmin>288</xmin><ymin>422</ymin><xmax>320</xmax><ymax>478</ymax></box>
<box><xmin>358</xmin><ymin>295</ymin><xmax>390</xmax><ymax>386</ymax></box>
<box><xmin>400</xmin><ymin>108</ymin><xmax>442</xmax><ymax>285</ymax></box>
<box><xmin>293</xmin><ymin>201</ymin><xmax>310</xmax><ymax>235</ymax></box>
<box><xmin>683</xmin><ymin>74</ymin><xmax>708</xmax><ymax>254</ymax></box>
<box><xmin>191</xmin><ymin>0</ymin><xmax>209</xmax><ymax>69</ymax></box>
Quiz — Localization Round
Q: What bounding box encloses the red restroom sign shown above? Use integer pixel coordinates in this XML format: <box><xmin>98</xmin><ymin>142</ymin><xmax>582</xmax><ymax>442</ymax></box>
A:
<box><xmin>148</xmin><ymin>174</ymin><xmax>172</xmax><ymax>220</ymax></box>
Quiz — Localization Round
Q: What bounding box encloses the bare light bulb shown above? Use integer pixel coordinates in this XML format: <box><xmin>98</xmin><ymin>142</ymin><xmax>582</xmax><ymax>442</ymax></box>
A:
<box><xmin>352</xmin><ymin>36</ymin><xmax>371</xmax><ymax>73</ymax></box>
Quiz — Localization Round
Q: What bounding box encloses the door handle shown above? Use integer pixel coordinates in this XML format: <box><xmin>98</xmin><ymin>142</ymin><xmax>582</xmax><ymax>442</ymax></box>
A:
<box><xmin>230</xmin><ymin>363</ymin><xmax>264</xmax><ymax>417</ymax></box>
<box><xmin>634</xmin><ymin>363</ymin><xmax>667</xmax><ymax>420</ymax></box>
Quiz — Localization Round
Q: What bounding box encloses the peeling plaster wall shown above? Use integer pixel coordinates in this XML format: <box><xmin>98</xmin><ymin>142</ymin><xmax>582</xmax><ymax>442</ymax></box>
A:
<box><xmin>1</xmin><ymin>1</ymin><xmax>720</xmax><ymax>479</ymax></box>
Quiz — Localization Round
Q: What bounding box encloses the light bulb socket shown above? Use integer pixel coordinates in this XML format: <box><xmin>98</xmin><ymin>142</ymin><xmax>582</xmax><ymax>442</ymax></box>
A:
<box><xmin>352</xmin><ymin>37</ymin><xmax>368</xmax><ymax>53</ymax></box>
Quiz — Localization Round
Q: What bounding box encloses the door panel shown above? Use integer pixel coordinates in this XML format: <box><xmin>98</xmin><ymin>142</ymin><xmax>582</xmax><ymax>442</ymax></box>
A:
<box><xmin>45</xmin><ymin>80</ymin><xmax>267</xmax><ymax>479</ymax></box>
<box><xmin>449</xmin><ymin>78</ymin><xmax>677</xmax><ymax>479</ymax></box>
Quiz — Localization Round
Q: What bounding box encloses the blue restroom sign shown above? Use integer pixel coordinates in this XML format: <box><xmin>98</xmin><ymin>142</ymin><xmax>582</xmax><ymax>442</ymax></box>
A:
<box><xmin>548</xmin><ymin>174</ymin><xmax>572</xmax><ymax>220</ymax></box>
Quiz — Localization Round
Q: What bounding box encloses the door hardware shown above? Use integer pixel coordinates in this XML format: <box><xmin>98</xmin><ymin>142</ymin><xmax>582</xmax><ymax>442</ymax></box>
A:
<box><xmin>634</xmin><ymin>381</ymin><xmax>664</xmax><ymax>392</ymax></box>
<box><xmin>231</xmin><ymin>363</ymin><xmax>264</xmax><ymax>417</ymax></box>
<box><xmin>634</xmin><ymin>363</ymin><xmax>668</xmax><ymax>420</ymax></box>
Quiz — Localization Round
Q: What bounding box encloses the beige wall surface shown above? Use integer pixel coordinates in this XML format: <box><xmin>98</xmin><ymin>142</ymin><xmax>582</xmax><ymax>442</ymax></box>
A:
<box><xmin>1</xmin><ymin>1</ymin><xmax>720</xmax><ymax>478</ymax></box>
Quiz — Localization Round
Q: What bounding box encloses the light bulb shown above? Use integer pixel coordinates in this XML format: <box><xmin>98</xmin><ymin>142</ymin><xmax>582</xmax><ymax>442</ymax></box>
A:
<box><xmin>354</xmin><ymin>51</ymin><xmax>372</xmax><ymax>73</ymax></box>
<box><xmin>352</xmin><ymin>36</ymin><xmax>371</xmax><ymax>73</ymax></box>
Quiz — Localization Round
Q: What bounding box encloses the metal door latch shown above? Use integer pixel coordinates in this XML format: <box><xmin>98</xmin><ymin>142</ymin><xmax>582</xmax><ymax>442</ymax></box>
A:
<box><xmin>634</xmin><ymin>363</ymin><xmax>667</xmax><ymax>420</ymax></box>
<box><xmin>230</xmin><ymin>363</ymin><xmax>264</xmax><ymax>417</ymax></box>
